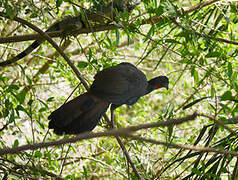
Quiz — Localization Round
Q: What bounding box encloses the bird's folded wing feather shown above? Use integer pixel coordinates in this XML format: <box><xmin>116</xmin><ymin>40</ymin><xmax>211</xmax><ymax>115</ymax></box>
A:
<box><xmin>91</xmin><ymin>63</ymin><xmax>148</xmax><ymax>103</ymax></box>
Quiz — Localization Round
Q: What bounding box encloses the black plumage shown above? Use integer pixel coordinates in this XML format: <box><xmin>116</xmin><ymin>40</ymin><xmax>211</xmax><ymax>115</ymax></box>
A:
<box><xmin>48</xmin><ymin>62</ymin><xmax>169</xmax><ymax>135</ymax></box>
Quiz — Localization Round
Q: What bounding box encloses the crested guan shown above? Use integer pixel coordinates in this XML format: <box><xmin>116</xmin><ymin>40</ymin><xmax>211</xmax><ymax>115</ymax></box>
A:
<box><xmin>48</xmin><ymin>62</ymin><xmax>169</xmax><ymax>135</ymax></box>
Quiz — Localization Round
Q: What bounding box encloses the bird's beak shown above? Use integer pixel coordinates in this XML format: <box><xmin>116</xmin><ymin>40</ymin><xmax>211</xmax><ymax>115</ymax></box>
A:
<box><xmin>165</xmin><ymin>84</ymin><xmax>169</xmax><ymax>90</ymax></box>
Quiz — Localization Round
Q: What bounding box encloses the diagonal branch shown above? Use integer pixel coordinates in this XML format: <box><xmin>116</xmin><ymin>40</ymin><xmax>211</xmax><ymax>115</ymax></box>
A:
<box><xmin>0</xmin><ymin>12</ymin><xmax>141</xmax><ymax>179</ymax></box>
<box><xmin>0</xmin><ymin>12</ymin><xmax>89</xmax><ymax>88</ymax></box>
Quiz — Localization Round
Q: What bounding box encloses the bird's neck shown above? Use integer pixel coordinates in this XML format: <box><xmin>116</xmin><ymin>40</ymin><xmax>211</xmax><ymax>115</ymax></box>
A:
<box><xmin>145</xmin><ymin>78</ymin><xmax>157</xmax><ymax>95</ymax></box>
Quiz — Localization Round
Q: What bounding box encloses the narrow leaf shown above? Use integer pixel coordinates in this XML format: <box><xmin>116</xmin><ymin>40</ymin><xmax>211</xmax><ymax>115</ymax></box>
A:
<box><xmin>144</xmin><ymin>25</ymin><xmax>154</xmax><ymax>42</ymax></box>
<box><xmin>227</xmin><ymin>62</ymin><xmax>232</xmax><ymax>77</ymax></box>
<box><xmin>220</xmin><ymin>91</ymin><xmax>233</xmax><ymax>101</ymax></box>
<box><xmin>116</xmin><ymin>29</ymin><xmax>120</xmax><ymax>46</ymax></box>
<box><xmin>183</xmin><ymin>97</ymin><xmax>210</xmax><ymax>110</ymax></box>
<box><xmin>13</xmin><ymin>139</ymin><xmax>19</xmax><ymax>147</ymax></box>
<box><xmin>77</xmin><ymin>61</ymin><xmax>88</xmax><ymax>69</ymax></box>
<box><xmin>17</xmin><ymin>91</ymin><xmax>26</xmax><ymax>104</ymax></box>
<box><xmin>205</xmin><ymin>51</ymin><xmax>221</xmax><ymax>58</ymax></box>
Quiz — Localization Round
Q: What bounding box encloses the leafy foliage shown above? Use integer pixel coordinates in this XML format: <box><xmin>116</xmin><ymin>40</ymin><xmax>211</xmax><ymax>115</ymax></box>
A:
<box><xmin>0</xmin><ymin>0</ymin><xmax>238</xmax><ymax>179</ymax></box>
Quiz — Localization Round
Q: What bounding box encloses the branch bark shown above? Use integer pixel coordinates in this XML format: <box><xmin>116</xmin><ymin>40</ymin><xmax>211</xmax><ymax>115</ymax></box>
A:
<box><xmin>0</xmin><ymin>1</ymin><xmax>227</xmax><ymax>45</ymax></box>
<box><xmin>0</xmin><ymin>113</ymin><xmax>198</xmax><ymax>155</ymax></box>
<box><xmin>1</xmin><ymin>113</ymin><xmax>238</xmax><ymax>158</ymax></box>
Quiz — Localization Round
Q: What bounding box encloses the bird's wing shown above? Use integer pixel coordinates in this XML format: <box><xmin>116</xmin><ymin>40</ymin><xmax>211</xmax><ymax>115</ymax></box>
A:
<box><xmin>91</xmin><ymin>63</ymin><xmax>148</xmax><ymax>104</ymax></box>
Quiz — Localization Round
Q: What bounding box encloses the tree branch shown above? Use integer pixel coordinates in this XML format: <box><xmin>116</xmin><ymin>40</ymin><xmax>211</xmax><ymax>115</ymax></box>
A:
<box><xmin>0</xmin><ymin>12</ymin><xmax>141</xmax><ymax>179</ymax></box>
<box><xmin>124</xmin><ymin>133</ymin><xmax>238</xmax><ymax>157</ymax></box>
<box><xmin>0</xmin><ymin>1</ymin><xmax>225</xmax><ymax>45</ymax></box>
<box><xmin>0</xmin><ymin>113</ymin><xmax>198</xmax><ymax>155</ymax></box>
<box><xmin>198</xmin><ymin>113</ymin><xmax>237</xmax><ymax>135</ymax></box>
<box><xmin>0</xmin><ymin>113</ymin><xmax>237</xmax><ymax>158</ymax></box>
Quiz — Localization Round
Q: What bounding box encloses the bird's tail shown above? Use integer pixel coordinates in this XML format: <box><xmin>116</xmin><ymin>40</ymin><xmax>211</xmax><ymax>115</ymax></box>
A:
<box><xmin>48</xmin><ymin>92</ymin><xmax>109</xmax><ymax>135</ymax></box>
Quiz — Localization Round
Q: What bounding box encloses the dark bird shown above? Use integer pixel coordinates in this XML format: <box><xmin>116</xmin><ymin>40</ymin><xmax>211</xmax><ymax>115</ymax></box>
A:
<box><xmin>48</xmin><ymin>62</ymin><xmax>169</xmax><ymax>135</ymax></box>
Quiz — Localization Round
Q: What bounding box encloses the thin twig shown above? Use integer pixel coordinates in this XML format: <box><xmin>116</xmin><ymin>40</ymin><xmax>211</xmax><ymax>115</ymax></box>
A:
<box><xmin>198</xmin><ymin>113</ymin><xmax>237</xmax><ymax>134</ymax></box>
<box><xmin>103</xmin><ymin>114</ymin><xmax>141</xmax><ymax>179</ymax></box>
<box><xmin>59</xmin><ymin>144</ymin><xmax>71</xmax><ymax>176</ymax></box>
<box><xmin>0</xmin><ymin>123</ymin><xmax>9</xmax><ymax>132</ymax></box>
<box><xmin>184</xmin><ymin>0</ymin><xmax>220</xmax><ymax>13</ymax></box>
<box><xmin>170</xmin><ymin>18</ymin><xmax>238</xmax><ymax>45</ymax></box>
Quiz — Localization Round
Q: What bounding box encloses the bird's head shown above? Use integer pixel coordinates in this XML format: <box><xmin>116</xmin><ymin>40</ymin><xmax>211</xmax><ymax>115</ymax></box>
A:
<box><xmin>148</xmin><ymin>76</ymin><xmax>169</xmax><ymax>90</ymax></box>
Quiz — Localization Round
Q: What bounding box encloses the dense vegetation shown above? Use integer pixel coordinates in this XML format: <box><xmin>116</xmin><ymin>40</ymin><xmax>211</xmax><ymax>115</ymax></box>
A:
<box><xmin>0</xmin><ymin>0</ymin><xmax>237</xmax><ymax>179</ymax></box>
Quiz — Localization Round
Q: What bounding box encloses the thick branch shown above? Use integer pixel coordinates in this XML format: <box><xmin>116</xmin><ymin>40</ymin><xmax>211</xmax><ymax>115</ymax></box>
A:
<box><xmin>0</xmin><ymin>24</ymin><xmax>116</xmax><ymax>44</ymax></box>
<box><xmin>0</xmin><ymin>113</ymin><xmax>198</xmax><ymax>155</ymax></box>
<box><xmin>0</xmin><ymin>114</ymin><xmax>237</xmax><ymax>157</ymax></box>
<box><xmin>0</xmin><ymin>0</ymin><xmax>224</xmax><ymax>44</ymax></box>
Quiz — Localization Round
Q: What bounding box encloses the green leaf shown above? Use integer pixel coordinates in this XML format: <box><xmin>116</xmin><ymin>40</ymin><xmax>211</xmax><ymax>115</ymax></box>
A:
<box><xmin>220</xmin><ymin>103</ymin><xmax>230</xmax><ymax>112</ymax></box>
<box><xmin>37</xmin><ymin>119</ymin><xmax>45</xmax><ymax>130</ymax></box>
<box><xmin>183</xmin><ymin>97</ymin><xmax>209</xmax><ymax>110</ymax></box>
<box><xmin>73</xmin><ymin>5</ymin><xmax>79</xmax><ymax>16</ymax></box>
<box><xmin>17</xmin><ymin>91</ymin><xmax>26</xmax><ymax>104</ymax></box>
<box><xmin>168</xmin><ymin>125</ymin><xmax>174</xmax><ymax>141</ymax></box>
<box><xmin>164</xmin><ymin>39</ymin><xmax>180</xmax><ymax>44</ymax></box>
<box><xmin>9</xmin><ymin>111</ymin><xmax>15</xmax><ymax>123</ymax></box>
<box><xmin>16</xmin><ymin>105</ymin><xmax>25</xmax><ymax>112</ymax></box>
<box><xmin>88</xmin><ymin>49</ymin><xmax>93</xmax><ymax>62</ymax></box>
<box><xmin>220</xmin><ymin>117</ymin><xmax>228</xmax><ymax>124</ymax></box>
<box><xmin>3</xmin><ymin>108</ymin><xmax>9</xmax><ymax>118</ymax></box>
<box><xmin>39</xmin><ymin>107</ymin><xmax>47</xmax><ymax>112</ymax></box>
<box><xmin>15</xmin><ymin>105</ymin><xmax>25</xmax><ymax>116</ymax></box>
<box><xmin>191</xmin><ymin>66</ymin><xmax>199</xmax><ymax>83</ymax></box>
<box><xmin>6</xmin><ymin>85</ymin><xmax>19</xmax><ymax>92</ymax></box>
<box><xmin>35</xmin><ymin>151</ymin><xmax>42</xmax><ymax>158</ymax></box>
<box><xmin>116</xmin><ymin>29</ymin><xmax>120</xmax><ymax>46</ymax></box>
<box><xmin>5</xmin><ymin>99</ymin><xmax>10</xmax><ymax>108</ymax></box>
<box><xmin>144</xmin><ymin>25</ymin><xmax>154</xmax><ymax>42</ymax></box>
<box><xmin>179</xmin><ymin>59</ymin><xmax>191</xmax><ymax>64</ymax></box>
<box><xmin>205</xmin><ymin>51</ymin><xmax>221</xmax><ymax>58</ymax></box>
<box><xmin>230</xmin><ymin>4</ymin><xmax>237</xmax><ymax>13</ymax></box>
<box><xmin>28</xmin><ymin>99</ymin><xmax>33</xmax><ymax>106</ymax></box>
<box><xmin>210</xmin><ymin>87</ymin><xmax>215</xmax><ymax>98</ymax></box>
<box><xmin>4</xmin><ymin>4</ymin><xmax>14</xmax><ymax>18</ymax></box>
<box><xmin>47</xmin><ymin>97</ymin><xmax>55</xmax><ymax>102</ymax></box>
<box><xmin>26</xmin><ymin>75</ymin><xmax>32</xmax><ymax>86</ymax></box>
<box><xmin>193</xmin><ymin>69</ymin><xmax>199</xmax><ymax>83</ymax></box>
<box><xmin>227</xmin><ymin>62</ymin><xmax>232</xmax><ymax>77</ymax></box>
<box><xmin>56</xmin><ymin>0</ymin><xmax>63</xmax><ymax>8</ymax></box>
<box><xmin>13</xmin><ymin>139</ymin><xmax>19</xmax><ymax>147</ymax></box>
<box><xmin>191</xmin><ymin>167</ymin><xmax>202</xmax><ymax>175</ymax></box>
<box><xmin>221</xmin><ymin>91</ymin><xmax>233</xmax><ymax>101</ymax></box>
<box><xmin>220</xmin><ymin>167</ymin><xmax>229</xmax><ymax>173</ymax></box>
<box><xmin>83</xmin><ymin>166</ymin><xmax>88</xmax><ymax>179</ymax></box>
<box><xmin>175</xmin><ymin>30</ymin><xmax>191</xmax><ymax>42</ymax></box>
<box><xmin>77</xmin><ymin>61</ymin><xmax>88</xmax><ymax>69</ymax></box>
<box><xmin>155</xmin><ymin>6</ymin><xmax>164</xmax><ymax>17</ymax></box>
